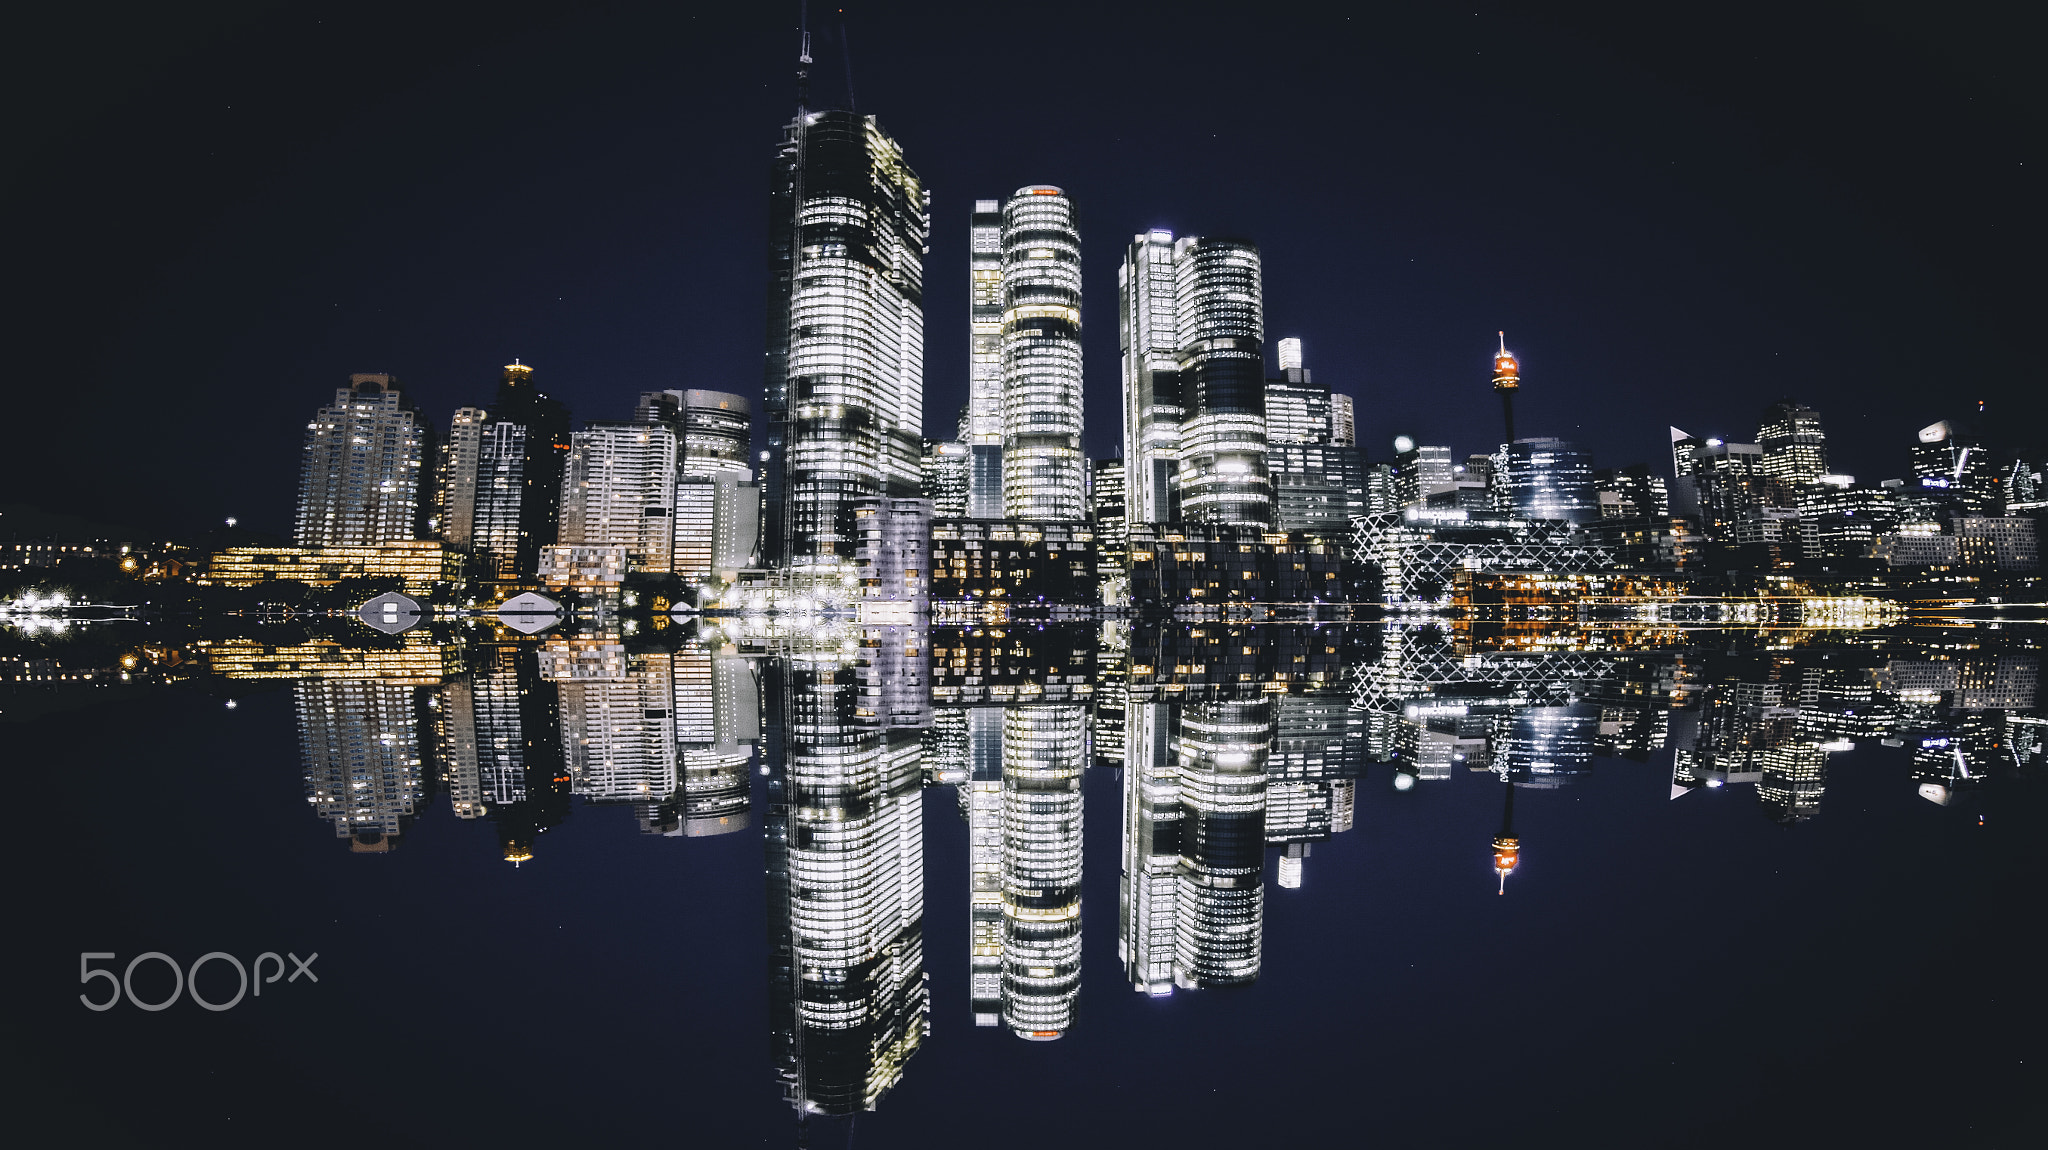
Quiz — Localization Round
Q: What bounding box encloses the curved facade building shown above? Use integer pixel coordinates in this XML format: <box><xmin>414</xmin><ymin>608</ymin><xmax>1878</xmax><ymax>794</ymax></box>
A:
<box><xmin>1173</xmin><ymin>238</ymin><xmax>1271</xmax><ymax>528</ymax></box>
<box><xmin>765</xmin><ymin>110</ymin><xmax>928</xmax><ymax>574</ymax></box>
<box><xmin>1001</xmin><ymin>186</ymin><xmax>1086</xmax><ymax>521</ymax></box>
<box><xmin>1001</xmin><ymin>704</ymin><xmax>1086</xmax><ymax>1037</ymax></box>
<box><xmin>1172</xmin><ymin>698</ymin><xmax>1270</xmax><ymax>988</ymax></box>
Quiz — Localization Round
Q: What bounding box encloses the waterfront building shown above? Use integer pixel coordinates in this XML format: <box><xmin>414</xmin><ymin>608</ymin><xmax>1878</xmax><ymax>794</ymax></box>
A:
<box><xmin>764</xmin><ymin>109</ymin><xmax>928</xmax><ymax>574</ymax></box>
<box><xmin>556</xmin><ymin>422</ymin><xmax>679</xmax><ymax>574</ymax></box>
<box><xmin>1000</xmin><ymin>186</ymin><xmax>1086</xmax><ymax>520</ymax></box>
<box><xmin>435</xmin><ymin>406</ymin><xmax>488</xmax><ymax>545</ymax></box>
<box><xmin>966</xmin><ymin>199</ymin><xmax>1006</xmax><ymax>518</ymax></box>
<box><xmin>927</xmin><ymin>519</ymin><xmax>1097</xmax><ymax>603</ymax></box>
<box><xmin>1171</xmin><ymin>699</ymin><xmax>1271</xmax><ymax>988</ymax></box>
<box><xmin>1120</xmin><ymin>229</ymin><xmax>1183</xmax><ymax>524</ymax></box>
<box><xmin>1174</xmin><ymin>237</ymin><xmax>1271</xmax><ymax>528</ymax></box>
<box><xmin>296</xmin><ymin>678</ymin><xmax>426</xmax><ymax>853</ymax></box>
<box><xmin>295</xmin><ymin>374</ymin><xmax>427</xmax><ymax>547</ymax></box>
<box><xmin>1000</xmin><ymin>705</ymin><xmax>1087</xmax><ymax>1038</ymax></box>
<box><xmin>490</xmin><ymin>361</ymin><xmax>574</xmax><ymax>576</ymax></box>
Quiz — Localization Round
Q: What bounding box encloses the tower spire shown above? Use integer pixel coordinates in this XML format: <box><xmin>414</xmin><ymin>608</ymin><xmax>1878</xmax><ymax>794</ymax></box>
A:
<box><xmin>1491</xmin><ymin>332</ymin><xmax>1521</xmax><ymax>446</ymax></box>
<box><xmin>795</xmin><ymin>2</ymin><xmax>814</xmax><ymax>114</ymax></box>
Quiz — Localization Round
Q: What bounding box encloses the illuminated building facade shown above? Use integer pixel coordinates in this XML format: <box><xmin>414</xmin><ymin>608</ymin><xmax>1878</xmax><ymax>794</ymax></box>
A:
<box><xmin>204</xmin><ymin>541</ymin><xmax>461</xmax><ymax>594</ymax></box>
<box><xmin>557</xmin><ymin>422</ymin><xmax>678</xmax><ymax>573</ymax></box>
<box><xmin>966</xmin><ymin>199</ymin><xmax>1005</xmax><ymax>518</ymax></box>
<box><xmin>1120</xmin><ymin>229</ymin><xmax>1184</xmax><ymax>525</ymax></box>
<box><xmin>296</xmin><ymin>679</ymin><xmax>427</xmax><ymax>853</ymax></box>
<box><xmin>764</xmin><ymin>656</ymin><xmax>928</xmax><ymax>1117</ymax></box>
<box><xmin>1757</xmin><ymin>401</ymin><xmax>1829</xmax><ymax>486</ymax></box>
<box><xmin>1123</xmin><ymin>524</ymin><xmax>1344</xmax><ymax>604</ymax></box>
<box><xmin>471</xmin><ymin>422</ymin><xmax>528</xmax><ymax>579</ymax></box>
<box><xmin>764</xmin><ymin>110</ymin><xmax>928</xmax><ymax>574</ymax></box>
<box><xmin>927</xmin><ymin>519</ymin><xmax>1097</xmax><ymax>603</ymax></box>
<box><xmin>295</xmin><ymin>374</ymin><xmax>427</xmax><ymax>547</ymax></box>
<box><xmin>435</xmin><ymin>406</ymin><xmax>487</xmax><ymax>545</ymax></box>
<box><xmin>920</xmin><ymin>439</ymin><xmax>970</xmax><ymax>517</ymax></box>
<box><xmin>1000</xmin><ymin>705</ymin><xmax>1086</xmax><ymax>1038</ymax></box>
<box><xmin>1119</xmin><ymin>700</ymin><xmax>1180</xmax><ymax>996</ymax></box>
<box><xmin>549</xmin><ymin>645</ymin><xmax>679</xmax><ymax>811</ymax></box>
<box><xmin>490</xmin><ymin>361</ymin><xmax>574</xmax><ymax>576</ymax></box>
<box><xmin>1330</xmin><ymin>392</ymin><xmax>1357</xmax><ymax>447</ymax></box>
<box><xmin>998</xmin><ymin>186</ymin><xmax>1085</xmax><ymax>520</ymax></box>
<box><xmin>1266</xmin><ymin>341</ymin><xmax>1350</xmax><ymax>533</ymax></box>
<box><xmin>1091</xmin><ymin>458</ymin><xmax>1127</xmax><ymax>581</ymax></box>
<box><xmin>1175</xmin><ymin>237</ymin><xmax>1271</xmax><ymax>528</ymax></box>
<box><xmin>1493</xmin><ymin>438</ymin><xmax>1598</xmax><ymax>524</ymax></box>
<box><xmin>1171</xmin><ymin>699</ymin><xmax>1270</xmax><ymax>987</ymax></box>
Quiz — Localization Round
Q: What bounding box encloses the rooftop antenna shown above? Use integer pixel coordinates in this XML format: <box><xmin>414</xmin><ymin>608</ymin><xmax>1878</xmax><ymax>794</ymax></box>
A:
<box><xmin>839</xmin><ymin>9</ymin><xmax>858</xmax><ymax>113</ymax></box>
<box><xmin>796</xmin><ymin>1</ymin><xmax>814</xmax><ymax>114</ymax></box>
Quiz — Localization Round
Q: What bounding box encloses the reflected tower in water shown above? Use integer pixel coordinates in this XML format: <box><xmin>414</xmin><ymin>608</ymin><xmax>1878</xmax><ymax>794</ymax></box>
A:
<box><xmin>1172</xmin><ymin>699</ymin><xmax>1272</xmax><ymax>988</ymax></box>
<box><xmin>999</xmin><ymin>705</ymin><xmax>1086</xmax><ymax>1038</ymax></box>
<box><xmin>764</xmin><ymin>641</ymin><xmax>928</xmax><ymax>1118</ymax></box>
<box><xmin>297</xmin><ymin>680</ymin><xmax>426</xmax><ymax>853</ymax></box>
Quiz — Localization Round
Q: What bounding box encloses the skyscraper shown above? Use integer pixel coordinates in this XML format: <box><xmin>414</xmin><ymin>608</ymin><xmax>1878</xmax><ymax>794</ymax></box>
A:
<box><xmin>556</xmin><ymin>422</ymin><xmax>679</xmax><ymax>573</ymax></box>
<box><xmin>1000</xmin><ymin>186</ymin><xmax>1085</xmax><ymax>521</ymax></box>
<box><xmin>1119</xmin><ymin>229</ymin><xmax>1183</xmax><ymax>524</ymax></box>
<box><xmin>640</xmin><ymin>389</ymin><xmax>762</xmax><ymax>580</ymax></box>
<box><xmin>490</xmin><ymin>361</ymin><xmax>573</xmax><ymax>577</ymax></box>
<box><xmin>764</xmin><ymin>110</ymin><xmax>928</xmax><ymax>575</ymax></box>
<box><xmin>470</xmin><ymin>422</ymin><xmax>528</xmax><ymax>579</ymax></box>
<box><xmin>1494</xmin><ymin>438</ymin><xmax>1598</xmax><ymax>523</ymax></box>
<box><xmin>764</xmin><ymin>655</ymin><xmax>927</xmax><ymax>1117</ymax></box>
<box><xmin>920</xmin><ymin>439</ymin><xmax>970</xmax><ymax>517</ymax></box>
<box><xmin>966</xmin><ymin>200</ymin><xmax>1005</xmax><ymax>518</ymax></box>
<box><xmin>1267</xmin><ymin>341</ymin><xmax>1350</xmax><ymax>533</ymax></box>
<box><xmin>1171</xmin><ymin>698</ymin><xmax>1270</xmax><ymax>987</ymax></box>
<box><xmin>295</xmin><ymin>374</ymin><xmax>427</xmax><ymax>547</ymax></box>
<box><xmin>297</xmin><ymin>678</ymin><xmax>426</xmax><ymax>853</ymax></box>
<box><xmin>1000</xmin><ymin>705</ymin><xmax>1086</xmax><ymax>1038</ymax></box>
<box><xmin>1757</xmin><ymin>400</ymin><xmax>1829</xmax><ymax>486</ymax></box>
<box><xmin>1174</xmin><ymin>237</ymin><xmax>1271</xmax><ymax>528</ymax></box>
<box><xmin>435</xmin><ymin>406</ymin><xmax>488</xmax><ymax>545</ymax></box>
<box><xmin>1330</xmin><ymin>393</ymin><xmax>1357</xmax><ymax>448</ymax></box>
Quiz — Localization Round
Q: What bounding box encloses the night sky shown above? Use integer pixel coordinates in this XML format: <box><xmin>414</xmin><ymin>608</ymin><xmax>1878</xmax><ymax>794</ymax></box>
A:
<box><xmin>4</xmin><ymin>1</ymin><xmax>2039</xmax><ymax>539</ymax></box>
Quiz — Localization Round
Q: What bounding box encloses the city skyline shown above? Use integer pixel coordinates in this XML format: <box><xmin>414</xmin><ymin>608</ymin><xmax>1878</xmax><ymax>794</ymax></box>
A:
<box><xmin>5</xmin><ymin>6</ymin><xmax>2036</xmax><ymax>542</ymax></box>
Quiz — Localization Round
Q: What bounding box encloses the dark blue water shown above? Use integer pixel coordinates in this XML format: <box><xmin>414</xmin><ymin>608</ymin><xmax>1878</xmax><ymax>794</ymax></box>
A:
<box><xmin>10</xmin><ymin>626</ymin><xmax>2045</xmax><ymax>1149</ymax></box>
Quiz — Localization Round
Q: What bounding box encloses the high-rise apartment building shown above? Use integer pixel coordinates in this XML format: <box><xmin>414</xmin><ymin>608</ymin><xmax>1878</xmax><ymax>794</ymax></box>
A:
<box><xmin>490</xmin><ymin>361</ymin><xmax>573</xmax><ymax>576</ymax></box>
<box><xmin>764</xmin><ymin>110</ymin><xmax>928</xmax><ymax>574</ymax></box>
<box><xmin>1091</xmin><ymin>457</ymin><xmax>1127</xmax><ymax>580</ymax></box>
<box><xmin>1174</xmin><ymin>237</ymin><xmax>1271</xmax><ymax>528</ymax></box>
<box><xmin>435</xmin><ymin>406</ymin><xmax>488</xmax><ymax>545</ymax></box>
<box><xmin>296</xmin><ymin>679</ymin><xmax>426</xmax><ymax>853</ymax></box>
<box><xmin>999</xmin><ymin>186</ymin><xmax>1085</xmax><ymax>520</ymax></box>
<box><xmin>638</xmin><ymin>389</ymin><xmax>762</xmax><ymax>580</ymax></box>
<box><xmin>966</xmin><ymin>200</ymin><xmax>1006</xmax><ymax>518</ymax></box>
<box><xmin>295</xmin><ymin>374</ymin><xmax>427</xmax><ymax>547</ymax></box>
<box><xmin>1119</xmin><ymin>229</ymin><xmax>1183</xmax><ymax>524</ymax></box>
<box><xmin>1757</xmin><ymin>401</ymin><xmax>1829</xmax><ymax>486</ymax></box>
<box><xmin>471</xmin><ymin>422</ymin><xmax>528</xmax><ymax>579</ymax></box>
<box><xmin>556</xmin><ymin>422</ymin><xmax>679</xmax><ymax>572</ymax></box>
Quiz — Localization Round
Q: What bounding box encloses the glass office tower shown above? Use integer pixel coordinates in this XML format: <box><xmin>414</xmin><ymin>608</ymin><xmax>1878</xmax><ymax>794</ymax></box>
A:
<box><xmin>1119</xmin><ymin>229</ymin><xmax>1183</xmax><ymax>524</ymax></box>
<box><xmin>966</xmin><ymin>200</ymin><xmax>1006</xmax><ymax>518</ymax></box>
<box><xmin>1173</xmin><ymin>238</ymin><xmax>1271</xmax><ymax>528</ymax></box>
<box><xmin>1757</xmin><ymin>400</ymin><xmax>1829</xmax><ymax>487</ymax></box>
<box><xmin>1001</xmin><ymin>186</ymin><xmax>1086</xmax><ymax>521</ymax></box>
<box><xmin>764</xmin><ymin>110</ymin><xmax>929</xmax><ymax>573</ymax></box>
<box><xmin>999</xmin><ymin>705</ymin><xmax>1086</xmax><ymax>1038</ymax></box>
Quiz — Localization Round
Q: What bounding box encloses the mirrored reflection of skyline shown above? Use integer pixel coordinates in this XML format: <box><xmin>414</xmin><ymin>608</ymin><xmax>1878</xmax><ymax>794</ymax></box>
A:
<box><xmin>13</xmin><ymin>616</ymin><xmax>2042</xmax><ymax>1135</ymax></box>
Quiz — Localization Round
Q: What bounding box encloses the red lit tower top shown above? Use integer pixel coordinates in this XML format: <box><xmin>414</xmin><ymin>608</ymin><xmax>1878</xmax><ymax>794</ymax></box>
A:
<box><xmin>1492</xmin><ymin>331</ymin><xmax>1520</xmax><ymax>393</ymax></box>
